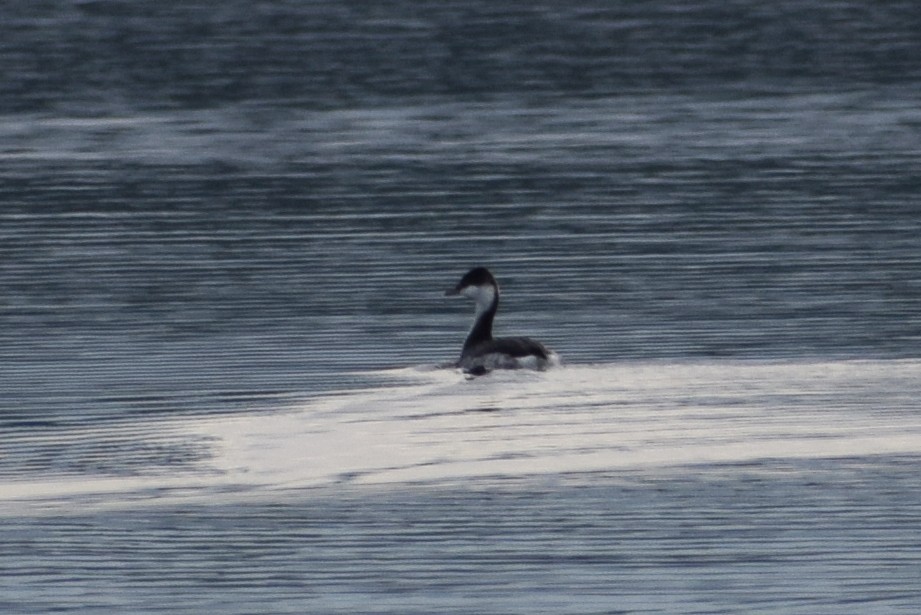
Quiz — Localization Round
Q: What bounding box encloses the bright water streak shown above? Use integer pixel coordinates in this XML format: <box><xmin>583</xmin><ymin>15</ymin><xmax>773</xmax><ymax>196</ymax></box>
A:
<box><xmin>4</xmin><ymin>360</ymin><xmax>921</xmax><ymax>507</ymax></box>
<box><xmin>3</xmin><ymin>361</ymin><xmax>921</xmax><ymax>614</ymax></box>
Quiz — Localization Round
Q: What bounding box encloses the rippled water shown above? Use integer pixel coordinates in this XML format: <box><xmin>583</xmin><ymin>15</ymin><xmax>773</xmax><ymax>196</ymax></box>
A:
<box><xmin>5</xmin><ymin>361</ymin><xmax>921</xmax><ymax>613</ymax></box>
<box><xmin>3</xmin><ymin>1</ymin><xmax>921</xmax><ymax>613</ymax></box>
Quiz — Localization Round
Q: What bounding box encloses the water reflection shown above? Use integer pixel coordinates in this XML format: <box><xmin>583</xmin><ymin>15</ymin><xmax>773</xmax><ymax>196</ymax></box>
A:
<box><xmin>3</xmin><ymin>1</ymin><xmax>921</xmax><ymax>612</ymax></box>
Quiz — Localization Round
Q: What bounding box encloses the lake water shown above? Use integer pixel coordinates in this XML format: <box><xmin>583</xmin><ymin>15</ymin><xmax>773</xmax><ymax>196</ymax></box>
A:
<box><xmin>2</xmin><ymin>1</ymin><xmax>921</xmax><ymax>613</ymax></box>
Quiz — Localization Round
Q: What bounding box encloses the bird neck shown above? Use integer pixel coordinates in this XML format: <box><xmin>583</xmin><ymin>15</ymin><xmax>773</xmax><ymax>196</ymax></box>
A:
<box><xmin>463</xmin><ymin>285</ymin><xmax>498</xmax><ymax>351</ymax></box>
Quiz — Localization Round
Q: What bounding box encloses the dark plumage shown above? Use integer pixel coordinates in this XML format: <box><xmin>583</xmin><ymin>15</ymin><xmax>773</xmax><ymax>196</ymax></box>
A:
<box><xmin>445</xmin><ymin>267</ymin><xmax>557</xmax><ymax>373</ymax></box>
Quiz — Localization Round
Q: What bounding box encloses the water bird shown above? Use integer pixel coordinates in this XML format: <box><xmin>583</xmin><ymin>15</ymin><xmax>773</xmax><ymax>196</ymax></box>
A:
<box><xmin>445</xmin><ymin>267</ymin><xmax>559</xmax><ymax>374</ymax></box>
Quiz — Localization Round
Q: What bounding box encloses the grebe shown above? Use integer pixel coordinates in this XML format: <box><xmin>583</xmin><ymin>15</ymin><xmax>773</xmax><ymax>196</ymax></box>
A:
<box><xmin>445</xmin><ymin>267</ymin><xmax>559</xmax><ymax>374</ymax></box>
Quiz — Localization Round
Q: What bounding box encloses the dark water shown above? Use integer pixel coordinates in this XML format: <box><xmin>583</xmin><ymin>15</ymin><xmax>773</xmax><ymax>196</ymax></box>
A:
<box><xmin>3</xmin><ymin>1</ymin><xmax>921</xmax><ymax>613</ymax></box>
<box><xmin>4</xmin><ymin>460</ymin><xmax>920</xmax><ymax>614</ymax></box>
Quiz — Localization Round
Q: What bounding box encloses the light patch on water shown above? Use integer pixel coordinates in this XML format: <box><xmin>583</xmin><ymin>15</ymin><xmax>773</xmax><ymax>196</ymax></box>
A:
<box><xmin>3</xmin><ymin>359</ymin><xmax>919</xmax><ymax>515</ymax></box>
<box><xmin>200</xmin><ymin>360</ymin><xmax>921</xmax><ymax>488</ymax></box>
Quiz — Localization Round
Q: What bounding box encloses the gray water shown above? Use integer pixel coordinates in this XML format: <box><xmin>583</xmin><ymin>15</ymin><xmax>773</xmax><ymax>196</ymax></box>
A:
<box><xmin>2</xmin><ymin>1</ymin><xmax>921</xmax><ymax>613</ymax></box>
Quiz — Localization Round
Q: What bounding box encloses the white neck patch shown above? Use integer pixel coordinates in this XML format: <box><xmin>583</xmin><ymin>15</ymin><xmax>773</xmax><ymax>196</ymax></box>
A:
<box><xmin>462</xmin><ymin>284</ymin><xmax>497</xmax><ymax>319</ymax></box>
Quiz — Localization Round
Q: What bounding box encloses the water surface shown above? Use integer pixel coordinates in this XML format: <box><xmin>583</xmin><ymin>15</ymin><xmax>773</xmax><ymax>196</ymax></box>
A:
<box><xmin>2</xmin><ymin>1</ymin><xmax>921</xmax><ymax>613</ymax></box>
